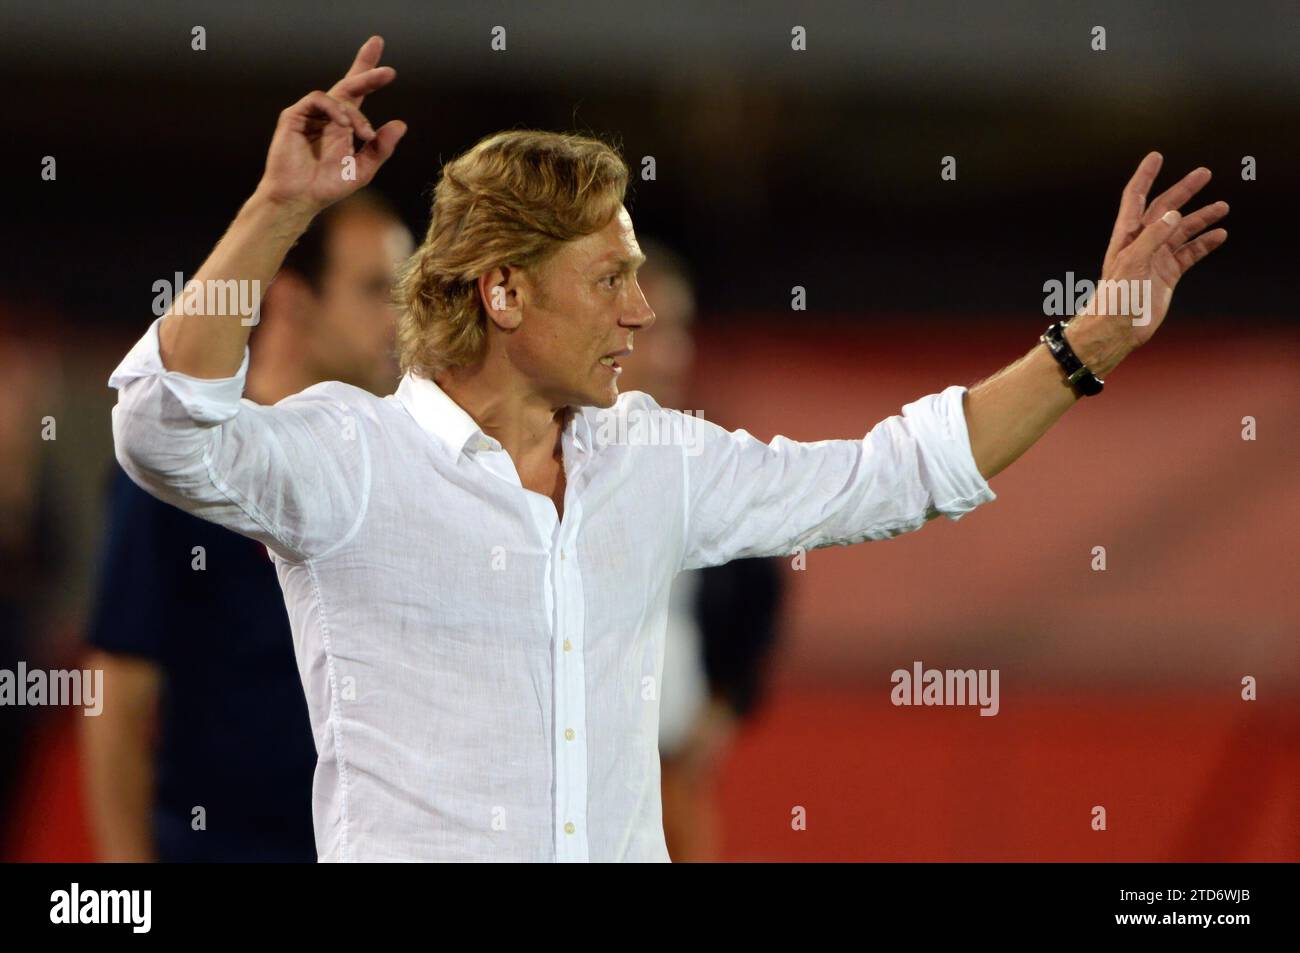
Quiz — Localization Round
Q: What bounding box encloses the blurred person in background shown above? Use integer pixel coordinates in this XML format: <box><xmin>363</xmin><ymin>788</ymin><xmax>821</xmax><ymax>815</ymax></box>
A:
<box><xmin>0</xmin><ymin>327</ymin><xmax>68</xmax><ymax>850</ymax></box>
<box><xmin>618</xmin><ymin>239</ymin><xmax>786</xmax><ymax>862</ymax></box>
<box><xmin>82</xmin><ymin>192</ymin><xmax>412</xmax><ymax>861</ymax></box>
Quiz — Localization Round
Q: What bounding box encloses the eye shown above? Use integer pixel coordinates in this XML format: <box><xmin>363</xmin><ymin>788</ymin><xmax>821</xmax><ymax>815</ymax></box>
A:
<box><xmin>601</xmin><ymin>274</ymin><xmax>623</xmax><ymax>289</ymax></box>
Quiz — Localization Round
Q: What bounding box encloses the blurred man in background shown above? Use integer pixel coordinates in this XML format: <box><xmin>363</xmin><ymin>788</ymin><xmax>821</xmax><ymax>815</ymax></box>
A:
<box><xmin>82</xmin><ymin>192</ymin><xmax>412</xmax><ymax>861</ymax></box>
<box><xmin>619</xmin><ymin>239</ymin><xmax>786</xmax><ymax>862</ymax></box>
<box><xmin>0</xmin><ymin>327</ymin><xmax>67</xmax><ymax>846</ymax></box>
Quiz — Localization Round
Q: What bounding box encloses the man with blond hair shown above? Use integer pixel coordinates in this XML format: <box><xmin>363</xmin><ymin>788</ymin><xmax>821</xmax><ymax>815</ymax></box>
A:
<box><xmin>109</xmin><ymin>37</ymin><xmax>1228</xmax><ymax>861</ymax></box>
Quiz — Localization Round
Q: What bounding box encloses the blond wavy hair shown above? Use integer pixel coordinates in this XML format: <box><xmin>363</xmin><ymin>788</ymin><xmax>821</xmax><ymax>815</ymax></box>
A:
<box><xmin>395</xmin><ymin>130</ymin><xmax>629</xmax><ymax>377</ymax></box>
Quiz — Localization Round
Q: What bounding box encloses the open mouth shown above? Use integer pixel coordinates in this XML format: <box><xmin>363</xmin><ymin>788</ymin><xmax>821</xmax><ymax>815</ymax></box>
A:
<box><xmin>599</xmin><ymin>346</ymin><xmax>632</xmax><ymax>375</ymax></box>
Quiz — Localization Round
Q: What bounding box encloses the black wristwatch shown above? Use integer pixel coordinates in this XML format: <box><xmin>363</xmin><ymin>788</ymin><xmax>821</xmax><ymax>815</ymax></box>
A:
<box><xmin>1040</xmin><ymin>320</ymin><xmax>1104</xmax><ymax>397</ymax></box>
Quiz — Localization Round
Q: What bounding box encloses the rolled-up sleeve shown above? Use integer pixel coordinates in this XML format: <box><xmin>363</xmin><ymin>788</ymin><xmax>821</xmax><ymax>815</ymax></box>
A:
<box><xmin>109</xmin><ymin>318</ymin><xmax>370</xmax><ymax>561</ymax></box>
<box><xmin>679</xmin><ymin>385</ymin><xmax>995</xmax><ymax>570</ymax></box>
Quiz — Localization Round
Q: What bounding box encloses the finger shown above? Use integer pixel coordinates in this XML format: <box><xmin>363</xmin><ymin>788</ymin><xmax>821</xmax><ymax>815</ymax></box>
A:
<box><xmin>353</xmin><ymin>120</ymin><xmax>407</xmax><ymax>183</ymax></box>
<box><xmin>333</xmin><ymin>36</ymin><xmax>386</xmax><ymax>109</ymax></box>
<box><xmin>1127</xmin><ymin>208</ymin><xmax>1185</xmax><ymax>263</ymax></box>
<box><xmin>1143</xmin><ymin>166</ymin><xmax>1211</xmax><ymax>225</ymax></box>
<box><xmin>1168</xmin><ymin>200</ymin><xmax>1229</xmax><ymax>247</ymax></box>
<box><xmin>331</xmin><ymin>65</ymin><xmax>396</xmax><ymax>106</ymax></box>
<box><xmin>344</xmin><ymin>35</ymin><xmax>385</xmax><ymax>80</ymax></box>
<box><xmin>286</xmin><ymin>92</ymin><xmax>375</xmax><ymax>144</ymax></box>
<box><xmin>1174</xmin><ymin>228</ymin><xmax>1227</xmax><ymax>272</ymax></box>
<box><xmin>1107</xmin><ymin>151</ymin><xmax>1164</xmax><ymax>259</ymax></box>
<box><xmin>338</xmin><ymin>101</ymin><xmax>376</xmax><ymax>141</ymax></box>
<box><xmin>287</xmin><ymin>90</ymin><xmax>353</xmax><ymax>131</ymax></box>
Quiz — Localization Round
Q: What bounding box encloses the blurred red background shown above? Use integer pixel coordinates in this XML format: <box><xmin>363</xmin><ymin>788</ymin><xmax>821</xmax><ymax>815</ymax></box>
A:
<box><xmin>6</xmin><ymin>316</ymin><xmax>1295</xmax><ymax>861</ymax></box>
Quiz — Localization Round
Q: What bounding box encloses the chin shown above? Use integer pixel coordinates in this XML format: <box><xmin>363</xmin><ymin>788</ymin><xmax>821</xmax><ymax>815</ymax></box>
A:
<box><xmin>585</xmin><ymin>385</ymin><xmax>620</xmax><ymax>409</ymax></box>
<box><xmin>560</xmin><ymin>368</ymin><xmax>622</xmax><ymax>409</ymax></box>
<box><xmin>566</xmin><ymin>372</ymin><xmax>620</xmax><ymax>409</ymax></box>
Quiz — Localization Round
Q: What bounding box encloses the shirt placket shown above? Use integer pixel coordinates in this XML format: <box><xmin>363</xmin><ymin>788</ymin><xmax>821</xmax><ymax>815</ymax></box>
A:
<box><xmin>470</xmin><ymin>421</ymin><xmax>591</xmax><ymax>862</ymax></box>
<box><xmin>551</xmin><ymin>493</ymin><xmax>588</xmax><ymax>862</ymax></box>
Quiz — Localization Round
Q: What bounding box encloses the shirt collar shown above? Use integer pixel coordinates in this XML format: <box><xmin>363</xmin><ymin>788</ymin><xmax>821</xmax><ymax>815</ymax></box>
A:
<box><xmin>395</xmin><ymin>372</ymin><xmax>591</xmax><ymax>461</ymax></box>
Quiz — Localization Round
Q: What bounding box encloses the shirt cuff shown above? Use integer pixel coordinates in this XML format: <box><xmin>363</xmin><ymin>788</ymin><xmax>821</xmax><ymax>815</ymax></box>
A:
<box><xmin>900</xmin><ymin>384</ymin><xmax>997</xmax><ymax>519</ymax></box>
<box><xmin>107</xmin><ymin>316</ymin><xmax>249</xmax><ymax>425</ymax></box>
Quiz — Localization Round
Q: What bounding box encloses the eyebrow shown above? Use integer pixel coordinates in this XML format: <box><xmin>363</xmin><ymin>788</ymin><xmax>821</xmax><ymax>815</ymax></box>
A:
<box><xmin>594</xmin><ymin>252</ymin><xmax>647</xmax><ymax>272</ymax></box>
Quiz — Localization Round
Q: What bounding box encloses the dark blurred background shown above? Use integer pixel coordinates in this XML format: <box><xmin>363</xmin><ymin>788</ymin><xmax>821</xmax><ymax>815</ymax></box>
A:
<box><xmin>2</xmin><ymin>0</ymin><xmax>1297</xmax><ymax>861</ymax></box>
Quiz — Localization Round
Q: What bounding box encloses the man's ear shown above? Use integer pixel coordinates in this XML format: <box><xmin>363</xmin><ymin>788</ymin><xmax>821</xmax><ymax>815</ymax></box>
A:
<box><xmin>479</xmin><ymin>265</ymin><xmax>525</xmax><ymax>331</ymax></box>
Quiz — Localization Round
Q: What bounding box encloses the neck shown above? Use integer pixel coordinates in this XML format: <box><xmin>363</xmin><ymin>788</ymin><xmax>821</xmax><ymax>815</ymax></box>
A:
<box><xmin>434</xmin><ymin>356</ymin><xmax>567</xmax><ymax>468</ymax></box>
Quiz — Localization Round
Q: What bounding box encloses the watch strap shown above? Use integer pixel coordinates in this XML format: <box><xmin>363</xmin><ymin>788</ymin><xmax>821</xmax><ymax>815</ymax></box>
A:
<box><xmin>1040</xmin><ymin>321</ymin><xmax>1104</xmax><ymax>397</ymax></box>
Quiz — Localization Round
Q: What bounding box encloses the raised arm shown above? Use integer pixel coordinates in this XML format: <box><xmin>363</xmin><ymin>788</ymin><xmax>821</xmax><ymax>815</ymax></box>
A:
<box><xmin>963</xmin><ymin>152</ymin><xmax>1228</xmax><ymax>480</ymax></box>
<box><xmin>110</xmin><ymin>37</ymin><xmax>405</xmax><ymax>560</ymax></box>
<box><xmin>675</xmin><ymin>155</ymin><xmax>1228</xmax><ymax>570</ymax></box>
<box><xmin>159</xmin><ymin>35</ymin><xmax>405</xmax><ymax>378</ymax></box>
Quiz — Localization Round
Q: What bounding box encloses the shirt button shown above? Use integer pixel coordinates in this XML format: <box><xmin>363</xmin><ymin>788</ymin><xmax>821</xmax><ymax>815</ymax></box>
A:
<box><xmin>563</xmin><ymin>639</ymin><xmax>572</xmax><ymax>652</ymax></box>
<box><xmin>560</xmin><ymin>549</ymin><xmax>566</xmax><ymax>560</ymax></box>
<box><xmin>564</xmin><ymin>822</ymin><xmax>576</xmax><ymax>835</ymax></box>
<box><xmin>564</xmin><ymin>728</ymin><xmax>575</xmax><ymax>741</ymax></box>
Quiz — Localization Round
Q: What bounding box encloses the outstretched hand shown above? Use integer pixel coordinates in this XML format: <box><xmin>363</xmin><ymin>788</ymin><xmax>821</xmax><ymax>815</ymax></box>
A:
<box><xmin>257</xmin><ymin>35</ymin><xmax>406</xmax><ymax>215</ymax></box>
<box><xmin>1086</xmin><ymin>151</ymin><xmax>1228</xmax><ymax>348</ymax></box>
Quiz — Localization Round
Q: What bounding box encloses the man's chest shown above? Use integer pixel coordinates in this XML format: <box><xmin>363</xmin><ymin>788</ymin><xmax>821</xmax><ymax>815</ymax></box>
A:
<box><xmin>518</xmin><ymin>456</ymin><xmax>567</xmax><ymax>522</ymax></box>
<box><xmin>350</xmin><ymin>450</ymin><xmax>684</xmax><ymax>634</ymax></box>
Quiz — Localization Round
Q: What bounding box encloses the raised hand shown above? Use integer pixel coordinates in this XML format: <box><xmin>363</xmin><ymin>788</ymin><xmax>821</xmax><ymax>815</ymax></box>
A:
<box><xmin>257</xmin><ymin>36</ymin><xmax>406</xmax><ymax>215</ymax></box>
<box><xmin>1088</xmin><ymin>151</ymin><xmax>1228</xmax><ymax>348</ymax></box>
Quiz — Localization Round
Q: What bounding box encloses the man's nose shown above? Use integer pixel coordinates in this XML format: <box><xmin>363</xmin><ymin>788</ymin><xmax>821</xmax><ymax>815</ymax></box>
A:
<box><xmin>624</xmin><ymin>284</ymin><xmax>656</xmax><ymax>329</ymax></box>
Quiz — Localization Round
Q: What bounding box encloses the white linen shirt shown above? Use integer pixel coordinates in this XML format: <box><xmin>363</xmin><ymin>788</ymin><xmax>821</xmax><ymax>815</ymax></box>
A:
<box><xmin>108</xmin><ymin>317</ymin><xmax>996</xmax><ymax>862</ymax></box>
